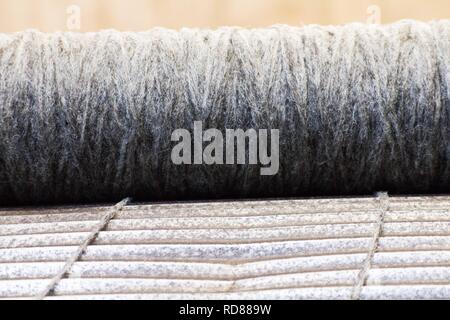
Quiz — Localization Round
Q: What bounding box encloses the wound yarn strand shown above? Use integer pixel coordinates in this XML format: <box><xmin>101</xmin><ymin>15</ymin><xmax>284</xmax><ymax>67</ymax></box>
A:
<box><xmin>0</xmin><ymin>21</ymin><xmax>448</xmax><ymax>205</ymax></box>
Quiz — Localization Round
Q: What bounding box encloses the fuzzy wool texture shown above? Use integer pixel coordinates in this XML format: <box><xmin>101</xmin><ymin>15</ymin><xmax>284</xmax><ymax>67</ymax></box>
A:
<box><xmin>0</xmin><ymin>21</ymin><xmax>449</xmax><ymax>205</ymax></box>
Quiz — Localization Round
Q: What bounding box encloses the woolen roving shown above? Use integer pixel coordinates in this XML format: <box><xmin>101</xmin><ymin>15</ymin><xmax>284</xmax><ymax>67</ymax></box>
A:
<box><xmin>0</xmin><ymin>20</ymin><xmax>448</xmax><ymax>205</ymax></box>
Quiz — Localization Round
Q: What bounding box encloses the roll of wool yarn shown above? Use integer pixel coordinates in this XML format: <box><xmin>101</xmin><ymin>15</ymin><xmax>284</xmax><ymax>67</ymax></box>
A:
<box><xmin>0</xmin><ymin>20</ymin><xmax>449</xmax><ymax>205</ymax></box>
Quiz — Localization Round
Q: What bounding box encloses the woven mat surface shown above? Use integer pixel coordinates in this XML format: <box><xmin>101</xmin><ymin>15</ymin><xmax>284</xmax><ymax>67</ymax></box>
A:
<box><xmin>0</xmin><ymin>196</ymin><xmax>449</xmax><ymax>300</ymax></box>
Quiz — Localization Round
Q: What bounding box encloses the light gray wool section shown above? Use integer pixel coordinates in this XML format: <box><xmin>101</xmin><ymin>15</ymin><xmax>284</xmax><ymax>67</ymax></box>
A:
<box><xmin>0</xmin><ymin>21</ymin><xmax>449</xmax><ymax>205</ymax></box>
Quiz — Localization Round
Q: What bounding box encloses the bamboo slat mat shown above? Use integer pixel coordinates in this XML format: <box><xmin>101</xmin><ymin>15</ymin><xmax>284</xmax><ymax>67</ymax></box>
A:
<box><xmin>0</xmin><ymin>195</ymin><xmax>449</xmax><ymax>300</ymax></box>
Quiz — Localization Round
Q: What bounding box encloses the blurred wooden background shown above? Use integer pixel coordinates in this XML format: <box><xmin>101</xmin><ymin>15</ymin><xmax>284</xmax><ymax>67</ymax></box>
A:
<box><xmin>0</xmin><ymin>0</ymin><xmax>448</xmax><ymax>32</ymax></box>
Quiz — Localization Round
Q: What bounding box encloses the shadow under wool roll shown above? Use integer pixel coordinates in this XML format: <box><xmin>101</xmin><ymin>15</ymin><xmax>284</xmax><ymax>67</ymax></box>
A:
<box><xmin>0</xmin><ymin>21</ymin><xmax>449</xmax><ymax>205</ymax></box>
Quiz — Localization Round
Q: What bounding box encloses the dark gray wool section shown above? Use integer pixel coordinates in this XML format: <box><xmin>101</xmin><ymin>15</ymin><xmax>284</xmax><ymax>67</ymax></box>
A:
<box><xmin>0</xmin><ymin>21</ymin><xmax>449</xmax><ymax>205</ymax></box>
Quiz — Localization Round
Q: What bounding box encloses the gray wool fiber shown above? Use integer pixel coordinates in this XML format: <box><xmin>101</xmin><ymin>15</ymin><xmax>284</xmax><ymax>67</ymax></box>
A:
<box><xmin>0</xmin><ymin>21</ymin><xmax>449</xmax><ymax>205</ymax></box>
